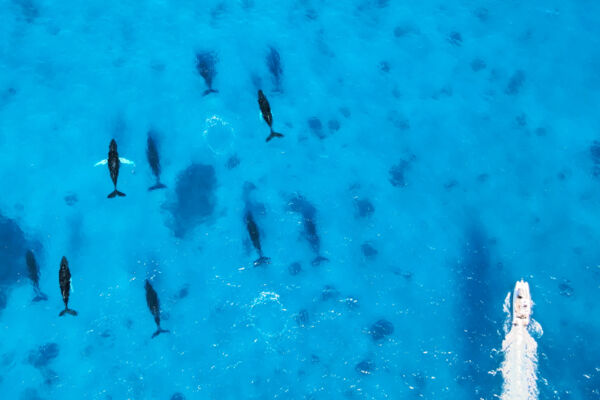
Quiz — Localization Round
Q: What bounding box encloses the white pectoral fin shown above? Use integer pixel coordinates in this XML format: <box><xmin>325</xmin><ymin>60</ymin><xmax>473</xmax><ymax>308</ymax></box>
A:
<box><xmin>94</xmin><ymin>159</ymin><xmax>107</xmax><ymax>167</ymax></box>
<box><xmin>119</xmin><ymin>157</ymin><xmax>135</xmax><ymax>167</ymax></box>
<box><xmin>70</xmin><ymin>279</ymin><xmax>74</xmax><ymax>293</ymax></box>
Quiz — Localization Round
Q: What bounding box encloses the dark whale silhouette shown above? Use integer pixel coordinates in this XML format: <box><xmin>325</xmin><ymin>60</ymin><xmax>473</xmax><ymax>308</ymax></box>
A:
<box><xmin>244</xmin><ymin>210</ymin><xmax>270</xmax><ymax>266</ymax></box>
<box><xmin>258</xmin><ymin>90</ymin><xmax>284</xmax><ymax>142</ymax></box>
<box><xmin>242</xmin><ymin>183</ymin><xmax>270</xmax><ymax>266</ymax></box>
<box><xmin>196</xmin><ymin>52</ymin><xmax>218</xmax><ymax>96</ymax></box>
<box><xmin>25</xmin><ymin>250</ymin><xmax>47</xmax><ymax>301</ymax></box>
<box><xmin>266</xmin><ymin>46</ymin><xmax>283</xmax><ymax>92</ymax></box>
<box><xmin>146</xmin><ymin>132</ymin><xmax>167</xmax><ymax>191</ymax></box>
<box><xmin>58</xmin><ymin>256</ymin><xmax>77</xmax><ymax>316</ymax></box>
<box><xmin>145</xmin><ymin>280</ymin><xmax>169</xmax><ymax>338</ymax></box>
<box><xmin>288</xmin><ymin>195</ymin><xmax>328</xmax><ymax>266</ymax></box>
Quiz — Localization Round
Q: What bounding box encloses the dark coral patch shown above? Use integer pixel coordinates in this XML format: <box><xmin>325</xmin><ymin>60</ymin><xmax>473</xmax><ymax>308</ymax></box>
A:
<box><xmin>369</xmin><ymin>319</ymin><xmax>394</xmax><ymax>340</ymax></box>
<box><xmin>27</xmin><ymin>343</ymin><xmax>59</xmax><ymax>369</ymax></box>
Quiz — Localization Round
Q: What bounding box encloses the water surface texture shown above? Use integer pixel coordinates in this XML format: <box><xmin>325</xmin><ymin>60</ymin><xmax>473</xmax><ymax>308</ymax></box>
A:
<box><xmin>1</xmin><ymin>1</ymin><xmax>599</xmax><ymax>399</ymax></box>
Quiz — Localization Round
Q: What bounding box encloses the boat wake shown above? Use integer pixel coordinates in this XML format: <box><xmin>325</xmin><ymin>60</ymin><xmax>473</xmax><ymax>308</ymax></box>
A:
<box><xmin>499</xmin><ymin>280</ymin><xmax>543</xmax><ymax>400</ymax></box>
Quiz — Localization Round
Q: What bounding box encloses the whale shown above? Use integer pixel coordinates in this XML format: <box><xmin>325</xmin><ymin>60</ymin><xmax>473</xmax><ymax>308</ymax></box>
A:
<box><xmin>196</xmin><ymin>52</ymin><xmax>218</xmax><ymax>96</ymax></box>
<box><xmin>288</xmin><ymin>195</ymin><xmax>329</xmax><ymax>266</ymax></box>
<box><xmin>258</xmin><ymin>90</ymin><xmax>284</xmax><ymax>142</ymax></box>
<box><xmin>94</xmin><ymin>139</ymin><xmax>134</xmax><ymax>198</ymax></box>
<box><xmin>25</xmin><ymin>250</ymin><xmax>48</xmax><ymax>302</ymax></box>
<box><xmin>146</xmin><ymin>132</ymin><xmax>167</xmax><ymax>191</ymax></box>
<box><xmin>244</xmin><ymin>210</ymin><xmax>270</xmax><ymax>266</ymax></box>
<box><xmin>58</xmin><ymin>256</ymin><xmax>77</xmax><ymax>316</ymax></box>
<box><xmin>145</xmin><ymin>280</ymin><xmax>169</xmax><ymax>338</ymax></box>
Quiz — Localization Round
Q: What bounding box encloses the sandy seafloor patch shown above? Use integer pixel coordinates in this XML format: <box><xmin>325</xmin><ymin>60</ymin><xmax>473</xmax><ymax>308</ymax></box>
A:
<box><xmin>0</xmin><ymin>0</ymin><xmax>599</xmax><ymax>399</ymax></box>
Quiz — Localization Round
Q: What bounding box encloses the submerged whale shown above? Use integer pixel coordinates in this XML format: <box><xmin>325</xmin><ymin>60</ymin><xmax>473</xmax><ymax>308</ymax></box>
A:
<box><xmin>25</xmin><ymin>250</ymin><xmax>47</xmax><ymax>302</ymax></box>
<box><xmin>266</xmin><ymin>46</ymin><xmax>283</xmax><ymax>92</ymax></box>
<box><xmin>146</xmin><ymin>132</ymin><xmax>167</xmax><ymax>191</ymax></box>
<box><xmin>242</xmin><ymin>183</ymin><xmax>270</xmax><ymax>266</ymax></box>
<box><xmin>145</xmin><ymin>280</ymin><xmax>169</xmax><ymax>338</ymax></box>
<box><xmin>244</xmin><ymin>210</ymin><xmax>270</xmax><ymax>266</ymax></box>
<box><xmin>288</xmin><ymin>195</ymin><xmax>328</xmax><ymax>266</ymax></box>
<box><xmin>196</xmin><ymin>51</ymin><xmax>218</xmax><ymax>96</ymax></box>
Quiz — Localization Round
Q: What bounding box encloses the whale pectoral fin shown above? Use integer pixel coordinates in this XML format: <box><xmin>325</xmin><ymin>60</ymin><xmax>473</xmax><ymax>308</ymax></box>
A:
<box><xmin>119</xmin><ymin>157</ymin><xmax>135</xmax><ymax>166</ymax></box>
<box><xmin>94</xmin><ymin>159</ymin><xmax>108</xmax><ymax>167</ymax></box>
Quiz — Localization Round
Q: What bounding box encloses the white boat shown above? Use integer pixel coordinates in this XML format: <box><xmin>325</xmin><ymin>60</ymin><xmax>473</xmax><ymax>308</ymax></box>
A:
<box><xmin>500</xmin><ymin>280</ymin><xmax>540</xmax><ymax>400</ymax></box>
<box><xmin>512</xmin><ymin>280</ymin><xmax>532</xmax><ymax>328</ymax></box>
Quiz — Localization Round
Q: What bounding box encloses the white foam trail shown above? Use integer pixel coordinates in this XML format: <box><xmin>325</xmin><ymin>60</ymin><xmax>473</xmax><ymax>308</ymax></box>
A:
<box><xmin>500</xmin><ymin>280</ymin><xmax>541</xmax><ymax>400</ymax></box>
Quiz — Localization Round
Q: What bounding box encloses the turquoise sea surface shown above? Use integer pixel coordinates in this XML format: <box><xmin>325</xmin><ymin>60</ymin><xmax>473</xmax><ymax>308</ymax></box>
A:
<box><xmin>0</xmin><ymin>1</ymin><xmax>599</xmax><ymax>399</ymax></box>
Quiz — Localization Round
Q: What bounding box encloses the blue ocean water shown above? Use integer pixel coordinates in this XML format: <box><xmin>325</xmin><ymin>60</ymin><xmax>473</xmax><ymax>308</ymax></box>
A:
<box><xmin>1</xmin><ymin>1</ymin><xmax>599</xmax><ymax>399</ymax></box>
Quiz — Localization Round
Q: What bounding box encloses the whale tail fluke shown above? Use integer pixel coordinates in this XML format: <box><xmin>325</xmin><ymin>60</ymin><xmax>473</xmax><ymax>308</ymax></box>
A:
<box><xmin>33</xmin><ymin>292</ymin><xmax>48</xmax><ymax>302</ymax></box>
<box><xmin>266</xmin><ymin>129</ymin><xmax>284</xmax><ymax>142</ymax></box>
<box><xmin>108</xmin><ymin>189</ymin><xmax>126</xmax><ymax>198</ymax></box>
<box><xmin>59</xmin><ymin>308</ymin><xmax>78</xmax><ymax>317</ymax></box>
<box><xmin>203</xmin><ymin>89</ymin><xmax>218</xmax><ymax>96</ymax></box>
<box><xmin>253</xmin><ymin>256</ymin><xmax>271</xmax><ymax>267</ymax></box>
<box><xmin>151</xmin><ymin>328</ymin><xmax>170</xmax><ymax>338</ymax></box>
<box><xmin>312</xmin><ymin>255</ymin><xmax>329</xmax><ymax>266</ymax></box>
<box><xmin>148</xmin><ymin>182</ymin><xmax>167</xmax><ymax>191</ymax></box>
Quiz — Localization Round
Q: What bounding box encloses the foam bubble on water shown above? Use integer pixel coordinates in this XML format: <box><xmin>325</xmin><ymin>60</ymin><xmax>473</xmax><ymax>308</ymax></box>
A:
<box><xmin>202</xmin><ymin>115</ymin><xmax>235</xmax><ymax>156</ymax></box>
<box><xmin>248</xmin><ymin>291</ymin><xmax>290</xmax><ymax>341</ymax></box>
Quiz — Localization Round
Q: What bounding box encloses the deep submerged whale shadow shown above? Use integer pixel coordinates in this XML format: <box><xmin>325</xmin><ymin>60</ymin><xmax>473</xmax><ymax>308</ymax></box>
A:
<box><xmin>164</xmin><ymin>164</ymin><xmax>217</xmax><ymax>238</ymax></box>
<box><xmin>266</xmin><ymin>46</ymin><xmax>283</xmax><ymax>92</ymax></box>
<box><xmin>195</xmin><ymin>51</ymin><xmax>218</xmax><ymax>95</ymax></box>
<box><xmin>288</xmin><ymin>194</ymin><xmax>328</xmax><ymax>265</ymax></box>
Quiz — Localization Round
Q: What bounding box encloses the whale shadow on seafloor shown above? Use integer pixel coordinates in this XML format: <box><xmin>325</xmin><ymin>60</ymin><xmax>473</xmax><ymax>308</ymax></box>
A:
<box><xmin>163</xmin><ymin>163</ymin><xmax>217</xmax><ymax>239</ymax></box>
